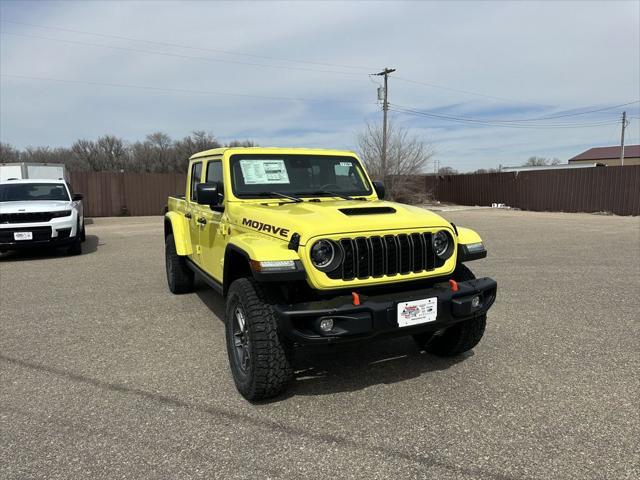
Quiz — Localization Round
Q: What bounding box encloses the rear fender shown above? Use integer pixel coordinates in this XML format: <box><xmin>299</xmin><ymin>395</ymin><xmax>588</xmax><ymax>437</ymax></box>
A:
<box><xmin>164</xmin><ymin>211</ymin><xmax>192</xmax><ymax>256</ymax></box>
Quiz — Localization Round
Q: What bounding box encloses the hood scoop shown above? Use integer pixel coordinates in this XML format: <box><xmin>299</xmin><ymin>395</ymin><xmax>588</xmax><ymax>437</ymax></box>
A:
<box><xmin>339</xmin><ymin>206</ymin><xmax>396</xmax><ymax>216</ymax></box>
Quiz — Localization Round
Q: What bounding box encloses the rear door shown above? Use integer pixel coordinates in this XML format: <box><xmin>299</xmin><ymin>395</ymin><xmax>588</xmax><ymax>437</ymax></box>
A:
<box><xmin>187</xmin><ymin>161</ymin><xmax>203</xmax><ymax>264</ymax></box>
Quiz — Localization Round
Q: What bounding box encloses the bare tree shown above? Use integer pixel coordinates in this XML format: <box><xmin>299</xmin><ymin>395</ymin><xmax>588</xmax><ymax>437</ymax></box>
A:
<box><xmin>438</xmin><ymin>166</ymin><xmax>459</xmax><ymax>175</ymax></box>
<box><xmin>21</xmin><ymin>146</ymin><xmax>88</xmax><ymax>171</ymax></box>
<box><xmin>523</xmin><ymin>156</ymin><xmax>561</xmax><ymax>167</ymax></box>
<box><xmin>0</xmin><ymin>142</ymin><xmax>21</xmax><ymax>162</ymax></box>
<box><xmin>358</xmin><ymin>121</ymin><xmax>435</xmax><ymax>202</ymax></box>
<box><xmin>472</xmin><ymin>167</ymin><xmax>499</xmax><ymax>174</ymax></box>
<box><xmin>226</xmin><ymin>139</ymin><xmax>257</xmax><ymax>147</ymax></box>
<box><xmin>3</xmin><ymin>132</ymin><xmax>258</xmax><ymax>173</ymax></box>
<box><xmin>71</xmin><ymin>139</ymin><xmax>100</xmax><ymax>171</ymax></box>
<box><xmin>132</xmin><ymin>132</ymin><xmax>173</xmax><ymax>172</ymax></box>
<box><xmin>174</xmin><ymin>131</ymin><xmax>220</xmax><ymax>172</ymax></box>
<box><xmin>95</xmin><ymin>135</ymin><xmax>129</xmax><ymax>171</ymax></box>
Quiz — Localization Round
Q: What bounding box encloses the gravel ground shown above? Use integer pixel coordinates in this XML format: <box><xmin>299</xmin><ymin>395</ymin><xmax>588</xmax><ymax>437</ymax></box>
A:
<box><xmin>1</xmin><ymin>210</ymin><xmax>639</xmax><ymax>479</ymax></box>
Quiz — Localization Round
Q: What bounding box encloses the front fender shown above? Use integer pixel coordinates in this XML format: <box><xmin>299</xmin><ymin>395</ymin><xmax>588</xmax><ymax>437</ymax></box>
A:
<box><xmin>227</xmin><ymin>233</ymin><xmax>300</xmax><ymax>262</ymax></box>
<box><xmin>456</xmin><ymin>226</ymin><xmax>483</xmax><ymax>245</ymax></box>
<box><xmin>165</xmin><ymin>211</ymin><xmax>192</xmax><ymax>256</ymax></box>
<box><xmin>456</xmin><ymin>226</ymin><xmax>487</xmax><ymax>262</ymax></box>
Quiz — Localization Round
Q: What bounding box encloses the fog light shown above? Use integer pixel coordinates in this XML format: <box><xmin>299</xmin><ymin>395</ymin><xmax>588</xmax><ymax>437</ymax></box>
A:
<box><xmin>471</xmin><ymin>296</ymin><xmax>481</xmax><ymax>308</ymax></box>
<box><xmin>319</xmin><ymin>318</ymin><xmax>334</xmax><ymax>332</ymax></box>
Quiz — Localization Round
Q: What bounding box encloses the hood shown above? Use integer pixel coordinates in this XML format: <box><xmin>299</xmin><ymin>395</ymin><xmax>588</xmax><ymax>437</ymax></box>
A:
<box><xmin>228</xmin><ymin>199</ymin><xmax>451</xmax><ymax>244</ymax></box>
<box><xmin>0</xmin><ymin>200</ymin><xmax>72</xmax><ymax>214</ymax></box>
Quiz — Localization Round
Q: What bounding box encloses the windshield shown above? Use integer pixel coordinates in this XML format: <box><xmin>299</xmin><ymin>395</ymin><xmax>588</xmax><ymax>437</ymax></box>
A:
<box><xmin>0</xmin><ymin>183</ymin><xmax>70</xmax><ymax>202</ymax></box>
<box><xmin>230</xmin><ymin>154</ymin><xmax>372</xmax><ymax>199</ymax></box>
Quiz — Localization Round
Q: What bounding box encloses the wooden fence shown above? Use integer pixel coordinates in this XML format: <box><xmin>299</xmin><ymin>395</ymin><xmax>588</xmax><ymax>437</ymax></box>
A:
<box><xmin>69</xmin><ymin>165</ymin><xmax>639</xmax><ymax>217</ymax></box>
<box><xmin>418</xmin><ymin>165</ymin><xmax>640</xmax><ymax>216</ymax></box>
<box><xmin>69</xmin><ymin>171</ymin><xmax>186</xmax><ymax>217</ymax></box>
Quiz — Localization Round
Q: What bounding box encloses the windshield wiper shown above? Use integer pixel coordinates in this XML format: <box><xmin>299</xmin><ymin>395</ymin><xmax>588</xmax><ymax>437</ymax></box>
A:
<box><xmin>256</xmin><ymin>191</ymin><xmax>304</xmax><ymax>203</ymax></box>
<box><xmin>301</xmin><ymin>190</ymin><xmax>355</xmax><ymax>201</ymax></box>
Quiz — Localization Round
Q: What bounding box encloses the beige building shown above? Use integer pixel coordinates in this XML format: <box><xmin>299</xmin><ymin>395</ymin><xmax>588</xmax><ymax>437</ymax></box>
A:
<box><xmin>568</xmin><ymin>145</ymin><xmax>640</xmax><ymax>166</ymax></box>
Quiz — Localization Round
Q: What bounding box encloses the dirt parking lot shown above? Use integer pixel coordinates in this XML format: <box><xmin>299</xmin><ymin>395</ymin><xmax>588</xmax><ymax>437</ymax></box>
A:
<box><xmin>1</xmin><ymin>210</ymin><xmax>638</xmax><ymax>480</ymax></box>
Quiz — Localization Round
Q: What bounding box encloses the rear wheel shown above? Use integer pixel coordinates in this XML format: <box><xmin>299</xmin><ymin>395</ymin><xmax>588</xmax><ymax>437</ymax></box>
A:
<box><xmin>413</xmin><ymin>264</ymin><xmax>486</xmax><ymax>356</ymax></box>
<box><xmin>165</xmin><ymin>233</ymin><xmax>194</xmax><ymax>294</ymax></box>
<box><xmin>225</xmin><ymin>278</ymin><xmax>293</xmax><ymax>401</ymax></box>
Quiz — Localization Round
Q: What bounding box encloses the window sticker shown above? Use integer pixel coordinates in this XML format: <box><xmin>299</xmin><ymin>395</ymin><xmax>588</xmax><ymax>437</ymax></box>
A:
<box><xmin>240</xmin><ymin>159</ymin><xmax>290</xmax><ymax>184</ymax></box>
<box><xmin>339</xmin><ymin>161</ymin><xmax>353</xmax><ymax>167</ymax></box>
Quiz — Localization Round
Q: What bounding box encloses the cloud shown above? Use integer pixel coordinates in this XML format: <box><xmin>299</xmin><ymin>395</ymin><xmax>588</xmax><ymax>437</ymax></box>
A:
<box><xmin>1</xmin><ymin>0</ymin><xmax>639</xmax><ymax>171</ymax></box>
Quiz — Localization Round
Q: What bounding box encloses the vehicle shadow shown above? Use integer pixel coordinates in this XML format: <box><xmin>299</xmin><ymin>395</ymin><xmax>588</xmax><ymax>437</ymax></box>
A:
<box><xmin>0</xmin><ymin>234</ymin><xmax>100</xmax><ymax>261</ymax></box>
<box><xmin>194</xmin><ymin>286</ymin><xmax>470</xmax><ymax>400</ymax></box>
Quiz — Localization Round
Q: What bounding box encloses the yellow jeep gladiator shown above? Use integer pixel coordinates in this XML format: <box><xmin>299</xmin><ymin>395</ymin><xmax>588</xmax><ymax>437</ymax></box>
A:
<box><xmin>165</xmin><ymin>147</ymin><xmax>497</xmax><ymax>400</ymax></box>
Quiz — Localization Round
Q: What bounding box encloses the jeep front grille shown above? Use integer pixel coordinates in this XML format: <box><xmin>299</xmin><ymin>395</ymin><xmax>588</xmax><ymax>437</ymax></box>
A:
<box><xmin>326</xmin><ymin>232</ymin><xmax>445</xmax><ymax>281</ymax></box>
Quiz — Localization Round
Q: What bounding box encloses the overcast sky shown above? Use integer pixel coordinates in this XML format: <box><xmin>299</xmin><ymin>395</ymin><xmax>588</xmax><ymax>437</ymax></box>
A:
<box><xmin>1</xmin><ymin>0</ymin><xmax>639</xmax><ymax>171</ymax></box>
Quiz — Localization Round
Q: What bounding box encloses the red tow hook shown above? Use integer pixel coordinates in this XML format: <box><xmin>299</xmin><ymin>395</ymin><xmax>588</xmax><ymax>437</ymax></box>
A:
<box><xmin>449</xmin><ymin>279</ymin><xmax>459</xmax><ymax>292</ymax></box>
<box><xmin>352</xmin><ymin>292</ymin><xmax>361</xmax><ymax>306</ymax></box>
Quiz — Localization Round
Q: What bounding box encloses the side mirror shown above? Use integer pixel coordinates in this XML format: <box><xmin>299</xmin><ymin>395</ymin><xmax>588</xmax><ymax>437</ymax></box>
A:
<box><xmin>373</xmin><ymin>181</ymin><xmax>385</xmax><ymax>200</ymax></box>
<box><xmin>73</xmin><ymin>193</ymin><xmax>84</xmax><ymax>201</ymax></box>
<box><xmin>195</xmin><ymin>182</ymin><xmax>223</xmax><ymax>207</ymax></box>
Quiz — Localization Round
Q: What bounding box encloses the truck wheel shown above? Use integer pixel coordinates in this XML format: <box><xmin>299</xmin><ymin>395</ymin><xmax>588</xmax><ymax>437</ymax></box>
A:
<box><xmin>165</xmin><ymin>233</ymin><xmax>194</xmax><ymax>294</ymax></box>
<box><xmin>413</xmin><ymin>264</ymin><xmax>486</xmax><ymax>356</ymax></box>
<box><xmin>225</xmin><ymin>278</ymin><xmax>293</xmax><ymax>401</ymax></box>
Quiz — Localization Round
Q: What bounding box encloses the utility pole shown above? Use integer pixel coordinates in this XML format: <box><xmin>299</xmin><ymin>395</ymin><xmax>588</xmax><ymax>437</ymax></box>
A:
<box><xmin>374</xmin><ymin>67</ymin><xmax>395</xmax><ymax>185</ymax></box>
<box><xmin>620</xmin><ymin>111</ymin><xmax>629</xmax><ymax>166</ymax></box>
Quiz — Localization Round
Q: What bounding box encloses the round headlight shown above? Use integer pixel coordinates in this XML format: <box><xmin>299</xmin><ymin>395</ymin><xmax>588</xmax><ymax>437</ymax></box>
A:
<box><xmin>310</xmin><ymin>240</ymin><xmax>342</xmax><ymax>271</ymax></box>
<box><xmin>433</xmin><ymin>230</ymin><xmax>453</xmax><ymax>259</ymax></box>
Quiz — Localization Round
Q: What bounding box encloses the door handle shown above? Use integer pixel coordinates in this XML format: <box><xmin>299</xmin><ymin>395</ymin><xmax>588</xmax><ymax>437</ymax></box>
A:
<box><xmin>184</xmin><ymin>212</ymin><xmax>192</xmax><ymax>219</ymax></box>
<box><xmin>197</xmin><ymin>217</ymin><xmax>207</xmax><ymax>225</ymax></box>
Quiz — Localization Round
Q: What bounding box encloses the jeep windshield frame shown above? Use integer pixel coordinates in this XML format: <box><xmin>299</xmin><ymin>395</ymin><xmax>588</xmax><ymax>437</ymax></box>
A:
<box><xmin>229</xmin><ymin>154</ymin><xmax>373</xmax><ymax>199</ymax></box>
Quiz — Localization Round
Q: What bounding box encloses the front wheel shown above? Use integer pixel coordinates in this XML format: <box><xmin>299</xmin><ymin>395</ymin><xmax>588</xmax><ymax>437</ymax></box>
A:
<box><xmin>225</xmin><ymin>278</ymin><xmax>293</xmax><ymax>401</ymax></box>
<box><xmin>415</xmin><ymin>315</ymin><xmax>487</xmax><ymax>357</ymax></box>
<box><xmin>413</xmin><ymin>264</ymin><xmax>486</xmax><ymax>356</ymax></box>
<box><xmin>67</xmin><ymin>223</ymin><xmax>82</xmax><ymax>256</ymax></box>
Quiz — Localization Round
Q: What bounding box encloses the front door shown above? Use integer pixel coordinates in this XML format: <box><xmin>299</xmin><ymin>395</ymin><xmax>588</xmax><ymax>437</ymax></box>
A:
<box><xmin>197</xmin><ymin>159</ymin><xmax>226</xmax><ymax>282</ymax></box>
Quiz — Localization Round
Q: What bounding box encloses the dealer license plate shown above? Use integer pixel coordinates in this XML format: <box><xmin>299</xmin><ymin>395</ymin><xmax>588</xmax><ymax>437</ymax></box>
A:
<box><xmin>397</xmin><ymin>297</ymin><xmax>438</xmax><ymax>327</ymax></box>
<box><xmin>14</xmin><ymin>232</ymin><xmax>33</xmax><ymax>241</ymax></box>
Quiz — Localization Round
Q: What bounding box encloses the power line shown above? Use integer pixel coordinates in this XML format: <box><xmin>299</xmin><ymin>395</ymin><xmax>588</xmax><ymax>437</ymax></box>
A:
<box><xmin>0</xmin><ymin>19</ymin><xmax>376</xmax><ymax>72</ymax></box>
<box><xmin>0</xmin><ymin>19</ymin><xmax>554</xmax><ymax>104</ymax></box>
<box><xmin>491</xmin><ymin>101</ymin><xmax>640</xmax><ymax>122</ymax></box>
<box><xmin>390</xmin><ymin>108</ymin><xmax>619</xmax><ymax>129</ymax></box>
<box><xmin>393</xmin><ymin>76</ymin><xmax>523</xmax><ymax>104</ymax></box>
<box><xmin>389</xmin><ymin>105</ymin><xmax>620</xmax><ymax>129</ymax></box>
<box><xmin>390</xmin><ymin>101</ymin><xmax>639</xmax><ymax>124</ymax></box>
<box><xmin>4</xmin><ymin>19</ymin><xmax>638</xmax><ymax>123</ymax></box>
<box><xmin>0</xmin><ymin>73</ymin><xmax>376</xmax><ymax>105</ymax></box>
<box><xmin>1</xmin><ymin>31</ymin><xmax>367</xmax><ymax>78</ymax></box>
<box><xmin>390</xmin><ymin>103</ymin><xmax>630</xmax><ymax>126</ymax></box>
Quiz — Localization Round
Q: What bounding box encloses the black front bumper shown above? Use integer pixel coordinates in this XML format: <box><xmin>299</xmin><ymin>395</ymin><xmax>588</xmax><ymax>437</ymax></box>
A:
<box><xmin>274</xmin><ymin>277</ymin><xmax>497</xmax><ymax>345</ymax></box>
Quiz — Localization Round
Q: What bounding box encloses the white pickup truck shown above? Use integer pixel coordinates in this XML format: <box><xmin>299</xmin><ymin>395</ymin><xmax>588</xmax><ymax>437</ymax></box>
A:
<box><xmin>0</xmin><ymin>179</ymin><xmax>85</xmax><ymax>255</ymax></box>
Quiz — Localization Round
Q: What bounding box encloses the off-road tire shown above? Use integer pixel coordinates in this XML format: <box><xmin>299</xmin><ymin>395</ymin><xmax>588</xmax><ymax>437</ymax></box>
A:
<box><xmin>80</xmin><ymin>222</ymin><xmax>86</xmax><ymax>242</ymax></box>
<box><xmin>225</xmin><ymin>278</ymin><xmax>293</xmax><ymax>401</ymax></box>
<box><xmin>413</xmin><ymin>264</ymin><xmax>486</xmax><ymax>356</ymax></box>
<box><xmin>165</xmin><ymin>233</ymin><xmax>194</xmax><ymax>294</ymax></box>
